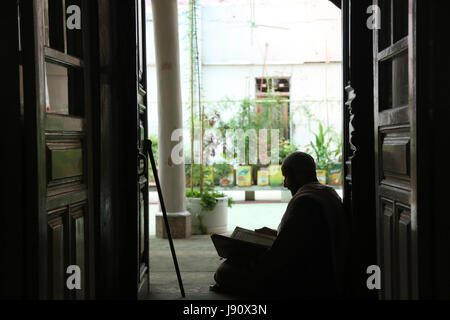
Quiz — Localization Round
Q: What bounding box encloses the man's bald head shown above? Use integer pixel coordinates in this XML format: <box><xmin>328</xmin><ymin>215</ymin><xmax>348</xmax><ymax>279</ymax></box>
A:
<box><xmin>281</xmin><ymin>152</ymin><xmax>318</xmax><ymax>193</ymax></box>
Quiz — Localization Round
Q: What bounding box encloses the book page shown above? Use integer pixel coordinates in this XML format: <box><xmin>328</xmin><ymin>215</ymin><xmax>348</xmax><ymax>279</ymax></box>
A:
<box><xmin>231</xmin><ymin>227</ymin><xmax>276</xmax><ymax>247</ymax></box>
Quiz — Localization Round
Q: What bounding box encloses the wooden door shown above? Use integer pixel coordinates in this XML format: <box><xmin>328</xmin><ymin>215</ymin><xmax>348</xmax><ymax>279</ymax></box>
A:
<box><xmin>341</xmin><ymin>0</ymin><xmax>377</xmax><ymax>299</ymax></box>
<box><xmin>21</xmin><ymin>0</ymin><xmax>96</xmax><ymax>299</ymax></box>
<box><xmin>136</xmin><ymin>0</ymin><xmax>150</xmax><ymax>298</ymax></box>
<box><xmin>94</xmin><ymin>0</ymin><xmax>149</xmax><ymax>299</ymax></box>
<box><xmin>373</xmin><ymin>0</ymin><xmax>417</xmax><ymax>299</ymax></box>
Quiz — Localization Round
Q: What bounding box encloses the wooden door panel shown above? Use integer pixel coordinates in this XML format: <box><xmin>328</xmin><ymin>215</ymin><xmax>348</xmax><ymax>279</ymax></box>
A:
<box><xmin>381</xmin><ymin>200</ymin><xmax>393</xmax><ymax>299</ymax></box>
<box><xmin>139</xmin><ymin>191</ymin><xmax>145</xmax><ymax>258</ymax></box>
<box><xmin>47</xmin><ymin>215</ymin><xmax>65</xmax><ymax>299</ymax></box>
<box><xmin>374</xmin><ymin>0</ymin><xmax>415</xmax><ymax>299</ymax></box>
<box><xmin>21</xmin><ymin>0</ymin><xmax>95</xmax><ymax>299</ymax></box>
<box><xmin>47</xmin><ymin>203</ymin><xmax>87</xmax><ymax>300</ymax></box>
<box><xmin>70</xmin><ymin>206</ymin><xmax>86</xmax><ymax>300</ymax></box>
<box><xmin>379</xmin><ymin>129</ymin><xmax>410</xmax><ymax>189</ymax></box>
<box><xmin>136</xmin><ymin>0</ymin><xmax>149</xmax><ymax>298</ymax></box>
<box><xmin>46</xmin><ymin>139</ymin><xmax>84</xmax><ymax>185</ymax></box>
<box><xmin>379</xmin><ymin>197</ymin><xmax>413</xmax><ymax>299</ymax></box>
<box><xmin>398</xmin><ymin>206</ymin><xmax>412</xmax><ymax>299</ymax></box>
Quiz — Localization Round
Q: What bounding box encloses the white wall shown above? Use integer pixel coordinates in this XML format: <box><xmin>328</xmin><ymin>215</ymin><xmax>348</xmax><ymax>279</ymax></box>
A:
<box><xmin>146</xmin><ymin>0</ymin><xmax>342</xmax><ymax>155</ymax></box>
<box><xmin>201</xmin><ymin>0</ymin><xmax>341</xmax><ymax>64</ymax></box>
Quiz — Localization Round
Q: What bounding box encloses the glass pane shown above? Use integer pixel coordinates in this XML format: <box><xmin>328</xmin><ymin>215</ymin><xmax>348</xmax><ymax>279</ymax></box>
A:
<box><xmin>43</xmin><ymin>0</ymin><xmax>50</xmax><ymax>47</ymax></box>
<box><xmin>378</xmin><ymin>0</ymin><xmax>392</xmax><ymax>51</ymax></box>
<box><xmin>44</xmin><ymin>0</ymin><xmax>65</xmax><ymax>51</ymax></box>
<box><xmin>392</xmin><ymin>52</ymin><xmax>409</xmax><ymax>108</ymax></box>
<box><xmin>393</xmin><ymin>0</ymin><xmax>408</xmax><ymax>42</ymax></box>
<box><xmin>379</xmin><ymin>59</ymin><xmax>393</xmax><ymax>111</ymax></box>
<box><xmin>45</xmin><ymin>62</ymin><xmax>84</xmax><ymax>116</ymax></box>
<box><xmin>45</xmin><ymin>63</ymin><xmax>68</xmax><ymax>114</ymax></box>
<box><xmin>66</xmin><ymin>0</ymin><xmax>83</xmax><ymax>57</ymax></box>
<box><xmin>378</xmin><ymin>51</ymin><xmax>408</xmax><ymax>111</ymax></box>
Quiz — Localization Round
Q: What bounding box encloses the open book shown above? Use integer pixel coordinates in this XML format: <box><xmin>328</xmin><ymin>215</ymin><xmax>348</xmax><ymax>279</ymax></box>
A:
<box><xmin>211</xmin><ymin>227</ymin><xmax>276</xmax><ymax>259</ymax></box>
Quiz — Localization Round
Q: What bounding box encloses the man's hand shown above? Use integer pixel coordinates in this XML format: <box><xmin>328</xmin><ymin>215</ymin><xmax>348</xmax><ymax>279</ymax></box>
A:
<box><xmin>254</xmin><ymin>227</ymin><xmax>278</xmax><ymax>237</ymax></box>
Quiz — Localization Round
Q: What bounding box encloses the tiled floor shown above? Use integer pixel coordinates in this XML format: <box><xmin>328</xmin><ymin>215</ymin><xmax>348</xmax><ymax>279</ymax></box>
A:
<box><xmin>149</xmin><ymin>201</ymin><xmax>288</xmax><ymax>237</ymax></box>
<box><xmin>147</xmin><ymin>235</ymin><xmax>234</xmax><ymax>300</ymax></box>
<box><xmin>148</xmin><ymin>188</ymin><xmax>342</xmax><ymax>236</ymax></box>
<box><xmin>147</xmin><ymin>188</ymin><xmax>342</xmax><ymax>300</ymax></box>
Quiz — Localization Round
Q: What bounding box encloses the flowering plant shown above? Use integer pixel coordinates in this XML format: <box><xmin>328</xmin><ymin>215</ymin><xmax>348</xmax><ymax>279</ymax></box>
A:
<box><xmin>279</xmin><ymin>138</ymin><xmax>298</xmax><ymax>164</ymax></box>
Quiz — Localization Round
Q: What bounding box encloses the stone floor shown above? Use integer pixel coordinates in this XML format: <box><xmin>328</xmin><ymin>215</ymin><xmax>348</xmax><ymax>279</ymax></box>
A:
<box><xmin>147</xmin><ymin>188</ymin><xmax>342</xmax><ymax>300</ymax></box>
<box><xmin>147</xmin><ymin>201</ymin><xmax>289</xmax><ymax>300</ymax></box>
<box><xmin>149</xmin><ymin>201</ymin><xmax>288</xmax><ymax>237</ymax></box>
<box><xmin>148</xmin><ymin>189</ymin><xmax>342</xmax><ymax>236</ymax></box>
<box><xmin>147</xmin><ymin>235</ymin><xmax>233</xmax><ymax>300</ymax></box>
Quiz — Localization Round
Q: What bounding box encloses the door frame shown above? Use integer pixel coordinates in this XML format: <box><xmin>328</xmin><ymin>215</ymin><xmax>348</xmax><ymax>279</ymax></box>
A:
<box><xmin>341</xmin><ymin>0</ymin><xmax>377</xmax><ymax>299</ymax></box>
<box><xmin>1</xmin><ymin>0</ymin><xmax>26</xmax><ymax>299</ymax></box>
<box><xmin>95</xmin><ymin>0</ymin><xmax>149</xmax><ymax>299</ymax></box>
<box><xmin>8</xmin><ymin>0</ymin><xmax>100</xmax><ymax>299</ymax></box>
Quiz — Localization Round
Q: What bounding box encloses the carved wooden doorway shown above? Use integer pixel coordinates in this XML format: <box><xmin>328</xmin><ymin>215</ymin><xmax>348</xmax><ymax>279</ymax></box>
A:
<box><xmin>373</xmin><ymin>0</ymin><xmax>417</xmax><ymax>299</ymax></box>
<box><xmin>20</xmin><ymin>0</ymin><xmax>97</xmax><ymax>299</ymax></box>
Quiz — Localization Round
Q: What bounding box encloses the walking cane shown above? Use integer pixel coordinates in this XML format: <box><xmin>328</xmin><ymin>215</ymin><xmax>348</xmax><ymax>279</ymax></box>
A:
<box><xmin>144</xmin><ymin>139</ymin><xmax>185</xmax><ymax>298</ymax></box>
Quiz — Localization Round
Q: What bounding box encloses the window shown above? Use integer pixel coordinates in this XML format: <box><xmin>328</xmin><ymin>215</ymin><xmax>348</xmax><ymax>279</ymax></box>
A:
<box><xmin>255</xmin><ymin>78</ymin><xmax>290</xmax><ymax>139</ymax></box>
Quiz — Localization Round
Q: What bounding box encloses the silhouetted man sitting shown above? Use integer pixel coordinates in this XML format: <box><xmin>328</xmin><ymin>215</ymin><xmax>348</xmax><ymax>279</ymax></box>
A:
<box><xmin>211</xmin><ymin>152</ymin><xmax>350</xmax><ymax>299</ymax></box>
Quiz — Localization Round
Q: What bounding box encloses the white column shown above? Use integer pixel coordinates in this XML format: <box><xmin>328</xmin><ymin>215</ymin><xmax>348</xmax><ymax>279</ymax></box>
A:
<box><xmin>152</xmin><ymin>0</ymin><xmax>187</xmax><ymax>216</ymax></box>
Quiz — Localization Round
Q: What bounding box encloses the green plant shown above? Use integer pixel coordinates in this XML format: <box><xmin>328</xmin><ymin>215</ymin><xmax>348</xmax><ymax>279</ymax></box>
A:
<box><xmin>186</xmin><ymin>187</ymin><xmax>234</xmax><ymax>234</ymax></box>
<box><xmin>279</xmin><ymin>138</ymin><xmax>299</xmax><ymax>164</ymax></box>
<box><xmin>194</xmin><ymin>212</ymin><xmax>208</xmax><ymax>234</ymax></box>
<box><xmin>211</xmin><ymin>95</ymin><xmax>292</xmax><ymax>165</ymax></box>
<box><xmin>214</xmin><ymin>163</ymin><xmax>232</xmax><ymax>178</ymax></box>
<box><xmin>148</xmin><ymin>134</ymin><xmax>158</xmax><ymax>182</ymax></box>
<box><xmin>186</xmin><ymin>187</ymin><xmax>234</xmax><ymax>211</ymax></box>
<box><xmin>185</xmin><ymin>164</ymin><xmax>212</xmax><ymax>187</ymax></box>
<box><xmin>332</xmin><ymin>132</ymin><xmax>343</xmax><ymax>162</ymax></box>
<box><xmin>308</xmin><ymin>122</ymin><xmax>334</xmax><ymax>170</ymax></box>
<box><xmin>222</xmin><ymin>98</ymin><xmax>256</xmax><ymax>164</ymax></box>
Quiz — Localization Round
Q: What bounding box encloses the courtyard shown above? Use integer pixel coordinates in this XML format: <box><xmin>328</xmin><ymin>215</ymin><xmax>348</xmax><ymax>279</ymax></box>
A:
<box><xmin>148</xmin><ymin>188</ymin><xmax>342</xmax><ymax>299</ymax></box>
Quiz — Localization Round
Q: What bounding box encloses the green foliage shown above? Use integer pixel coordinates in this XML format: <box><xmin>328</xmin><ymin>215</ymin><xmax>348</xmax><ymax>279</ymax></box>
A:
<box><xmin>149</xmin><ymin>134</ymin><xmax>158</xmax><ymax>161</ymax></box>
<box><xmin>308</xmin><ymin>122</ymin><xmax>333</xmax><ymax>169</ymax></box>
<box><xmin>220</xmin><ymin>95</ymin><xmax>290</xmax><ymax>133</ymax></box>
<box><xmin>195</xmin><ymin>212</ymin><xmax>208</xmax><ymax>235</ymax></box>
<box><xmin>186</xmin><ymin>186</ymin><xmax>234</xmax><ymax>235</ymax></box>
<box><xmin>148</xmin><ymin>134</ymin><xmax>158</xmax><ymax>182</ymax></box>
<box><xmin>332</xmin><ymin>132</ymin><xmax>343</xmax><ymax>162</ymax></box>
<box><xmin>208</xmin><ymin>96</ymin><xmax>292</xmax><ymax>165</ymax></box>
<box><xmin>279</xmin><ymin>138</ymin><xmax>299</xmax><ymax>164</ymax></box>
<box><xmin>227</xmin><ymin>197</ymin><xmax>235</xmax><ymax>208</ymax></box>
<box><xmin>185</xmin><ymin>164</ymin><xmax>212</xmax><ymax>187</ymax></box>
<box><xmin>308</xmin><ymin>122</ymin><xmax>339</xmax><ymax>170</ymax></box>
<box><xmin>213</xmin><ymin>163</ymin><xmax>232</xmax><ymax>178</ymax></box>
<box><xmin>186</xmin><ymin>186</ymin><xmax>233</xmax><ymax>211</ymax></box>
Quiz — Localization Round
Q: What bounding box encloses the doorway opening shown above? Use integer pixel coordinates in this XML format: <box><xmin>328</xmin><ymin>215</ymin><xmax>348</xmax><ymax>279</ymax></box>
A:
<box><xmin>145</xmin><ymin>0</ymin><xmax>343</xmax><ymax>299</ymax></box>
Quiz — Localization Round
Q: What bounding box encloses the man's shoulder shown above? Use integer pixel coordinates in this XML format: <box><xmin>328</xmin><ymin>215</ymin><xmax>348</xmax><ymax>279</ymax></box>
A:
<box><xmin>289</xmin><ymin>193</ymin><xmax>323</xmax><ymax>213</ymax></box>
<box><xmin>293</xmin><ymin>184</ymin><xmax>341</xmax><ymax>204</ymax></box>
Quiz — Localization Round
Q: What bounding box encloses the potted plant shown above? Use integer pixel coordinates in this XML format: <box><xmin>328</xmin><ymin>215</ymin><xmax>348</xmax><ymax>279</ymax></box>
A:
<box><xmin>268</xmin><ymin>164</ymin><xmax>283</xmax><ymax>187</ymax></box>
<box><xmin>213</xmin><ymin>162</ymin><xmax>234</xmax><ymax>187</ymax></box>
<box><xmin>185</xmin><ymin>145</ymin><xmax>232</xmax><ymax>234</ymax></box>
<box><xmin>186</xmin><ymin>187</ymin><xmax>234</xmax><ymax>234</ymax></box>
<box><xmin>257</xmin><ymin>167</ymin><xmax>270</xmax><ymax>186</ymax></box>
<box><xmin>268</xmin><ymin>137</ymin><xmax>298</xmax><ymax>186</ymax></box>
<box><xmin>327</xmin><ymin>132</ymin><xmax>343</xmax><ymax>186</ymax></box>
<box><xmin>185</xmin><ymin>164</ymin><xmax>213</xmax><ymax>187</ymax></box>
<box><xmin>184</xmin><ymin>2</ymin><xmax>233</xmax><ymax>234</ymax></box>
<box><xmin>236</xmin><ymin>165</ymin><xmax>253</xmax><ymax>187</ymax></box>
<box><xmin>148</xmin><ymin>133</ymin><xmax>158</xmax><ymax>184</ymax></box>
<box><xmin>307</xmin><ymin>122</ymin><xmax>334</xmax><ymax>185</ymax></box>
